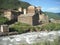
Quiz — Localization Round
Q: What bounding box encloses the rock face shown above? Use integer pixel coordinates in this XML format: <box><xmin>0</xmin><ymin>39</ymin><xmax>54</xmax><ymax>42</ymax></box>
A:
<box><xmin>0</xmin><ymin>31</ymin><xmax>60</xmax><ymax>45</ymax></box>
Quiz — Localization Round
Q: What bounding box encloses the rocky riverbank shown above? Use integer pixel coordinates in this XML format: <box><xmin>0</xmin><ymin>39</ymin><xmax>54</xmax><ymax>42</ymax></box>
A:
<box><xmin>0</xmin><ymin>31</ymin><xmax>60</xmax><ymax>45</ymax></box>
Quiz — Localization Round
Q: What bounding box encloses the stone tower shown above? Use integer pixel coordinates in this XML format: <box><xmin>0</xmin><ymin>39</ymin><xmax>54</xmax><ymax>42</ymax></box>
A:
<box><xmin>27</xmin><ymin>6</ymin><xmax>36</xmax><ymax>14</ymax></box>
<box><xmin>36</xmin><ymin>6</ymin><xmax>42</xmax><ymax>14</ymax></box>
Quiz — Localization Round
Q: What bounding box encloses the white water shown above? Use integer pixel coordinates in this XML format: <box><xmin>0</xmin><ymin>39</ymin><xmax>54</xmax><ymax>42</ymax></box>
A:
<box><xmin>0</xmin><ymin>31</ymin><xmax>60</xmax><ymax>45</ymax></box>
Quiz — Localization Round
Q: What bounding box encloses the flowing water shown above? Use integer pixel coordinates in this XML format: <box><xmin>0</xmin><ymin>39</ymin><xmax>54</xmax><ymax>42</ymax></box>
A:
<box><xmin>0</xmin><ymin>31</ymin><xmax>60</xmax><ymax>45</ymax></box>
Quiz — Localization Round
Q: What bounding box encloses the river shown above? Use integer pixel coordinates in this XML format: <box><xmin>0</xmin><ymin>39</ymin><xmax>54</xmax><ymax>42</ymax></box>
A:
<box><xmin>0</xmin><ymin>31</ymin><xmax>60</xmax><ymax>45</ymax></box>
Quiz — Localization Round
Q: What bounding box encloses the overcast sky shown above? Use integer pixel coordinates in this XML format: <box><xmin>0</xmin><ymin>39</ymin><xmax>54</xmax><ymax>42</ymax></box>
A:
<box><xmin>22</xmin><ymin>0</ymin><xmax>60</xmax><ymax>13</ymax></box>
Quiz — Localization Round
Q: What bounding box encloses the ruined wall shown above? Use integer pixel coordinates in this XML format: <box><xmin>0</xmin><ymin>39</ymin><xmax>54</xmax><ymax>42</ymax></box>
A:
<box><xmin>0</xmin><ymin>25</ymin><xmax>9</xmax><ymax>33</ymax></box>
<box><xmin>53</xmin><ymin>20</ymin><xmax>60</xmax><ymax>23</ymax></box>
<box><xmin>33</xmin><ymin>14</ymin><xmax>40</xmax><ymax>25</ymax></box>
<box><xmin>18</xmin><ymin>15</ymin><xmax>33</xmax><ymax>25</ymax></box>
<box><xmin>18</xmin><ymin>14</ymin><xmax>40</xmax><ymax>26</ymax></box>
<box><xmin>18</xmin><ymin>6</ymin><xmax>49</xmax><ymax>25</ymax></box>
<box><xmin>4</xmin><ymin>10</ymin><xmax>13</xmax><ymax>20</ymax></box>
<box><xmin>0</xmin><ymin>25</ymin><xmax>1</xmax><ymax>32</ymax></box>
<box><xmin>39</xmin><ymin>14</ymin><xmax>49</xmax><ymax>23</ymax></box>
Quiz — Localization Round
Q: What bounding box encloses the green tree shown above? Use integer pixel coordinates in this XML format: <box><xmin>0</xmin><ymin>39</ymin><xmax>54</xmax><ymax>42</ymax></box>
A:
<box><xmin>0</xmin><ymin>16</ymin><xmax>9</xmax><ymax>25</ymax></box>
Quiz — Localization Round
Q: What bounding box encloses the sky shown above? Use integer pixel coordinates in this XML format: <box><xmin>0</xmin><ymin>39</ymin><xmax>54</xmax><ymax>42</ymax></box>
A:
<box><xmin>22</xmin><ymin>0</ymin><xmax>60</xmax><ymax>13</ymax></box>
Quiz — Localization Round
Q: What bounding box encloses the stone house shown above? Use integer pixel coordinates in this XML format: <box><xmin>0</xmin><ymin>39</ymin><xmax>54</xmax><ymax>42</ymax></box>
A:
<box><xmin>3</xmin><ymin>6</ymin><xmax>49</xmax><ymax>26</ymax></box>
<box><xmin>18</xmin><ymin>6</ymin><xmax>39</xmax><ymax>25</ymax></box>
<box><xmin>18</xmin><ymin>13</ymin><xmax>39</xmax><ymax>25</ymax></box>
<box><xmin>18</xmin><ymin>6</ymin><xmax>49</xmax><ymax>25</ymax></box>
<box><xmin>55</xmin><ymin>20</ymin><xmax>60</xmax><ymax>23</ymax></box>
<box><xmin>50</xmin><ymin>18</ymin><xmax>60</xmax><ymax>23</ymax></box>
<box><xmin>3</xmin><ymin>9</ymin><xmax>21</xmax><ymax>21</ymax></box>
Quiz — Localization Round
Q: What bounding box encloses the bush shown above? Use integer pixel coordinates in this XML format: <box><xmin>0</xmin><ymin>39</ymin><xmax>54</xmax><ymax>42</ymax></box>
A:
<box><xmin>0</xmin><ymin>16</ymin><xmax>9</xmax><ymax>25</ymax></box>
<box><xmin>9</xmin><ymin>22</ymin><xmax>31</xmax><ymax>33</ymax></box>
<box><xmin>9</xmin><ymin>22</ymin><xmax>60</xmax><ymax>33</ymax></box>
<box><xmin>41</xmin><ymin>23</ymin><xmax>60</xmax><ymax>31</ymax></box>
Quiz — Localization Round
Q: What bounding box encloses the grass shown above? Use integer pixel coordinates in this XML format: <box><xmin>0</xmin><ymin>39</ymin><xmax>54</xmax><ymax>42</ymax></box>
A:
<box><xmin>9</xmin><ymin>22</ymin><xmax>60</xmax><ymax>34</ymax></box>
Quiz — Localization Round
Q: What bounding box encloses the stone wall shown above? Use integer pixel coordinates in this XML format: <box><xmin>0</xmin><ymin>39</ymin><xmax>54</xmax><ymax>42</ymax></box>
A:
<box><xmin>4</xmin><ymin>10</ymin><xmax>13</xmax><ymax>20</ymax></box>
<box><xmin>0</xmin><ymin>25</ymin><xmax>1</xmax><ymax>32</ymax></box>
<box><xmin>18</xmin><ymin>6</ymin><xmax>49</xmax><ymax>25</ymax></box>
<box><xmin>39</xmin><ymin>14</ymin><xmax>49</xmax><ymax>23</ymax></box>
<box><xmin>4</xmin><ymin>10</ymin><xmax>20</xmax><ymax>21</ymax></box>
<box><xmin>51</xmin><ymin>20</ymin><xmax>60</xmax><ymax>23</ymax></box>
<box><xmin>3</xmin><ymin>6</ymin><xmax>49</xmax><ymax>26</ymax></box>
<box><xmin>32</xmin><ymin>14</ymin><xmax>40</xmax><ymax>25</ymax></box>
<box><xmin>18</xmin><ymin>14</ymin><xmax>33</xmax><ymax>25</ymax></box>
<box><xmin>0</xmin><ymin>25</ymin><xmax>9</xmax><ymax>33</ymax></box>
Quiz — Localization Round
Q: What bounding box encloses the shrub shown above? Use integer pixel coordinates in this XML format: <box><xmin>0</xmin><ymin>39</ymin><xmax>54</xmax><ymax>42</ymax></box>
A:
<box><xmin>41</xmin><ymin>23</ymin><xmax>60</xmax><ymax>31</ymax></box>
<box><xmin>0</xmin><ymin>16</ymin><xmax>9</xmax><ymax>25</ymax></box>
<box><xmin>9</xmin><ymin>22</ymin><xmax>31</xmax><ymax>33</ymax></box>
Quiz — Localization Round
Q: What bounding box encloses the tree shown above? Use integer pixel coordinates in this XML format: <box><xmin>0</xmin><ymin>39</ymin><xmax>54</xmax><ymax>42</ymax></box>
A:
<box><xmin>0</xmin><ymin>16</ymin><xmax>9</xmax><ymax>25</ymax></box>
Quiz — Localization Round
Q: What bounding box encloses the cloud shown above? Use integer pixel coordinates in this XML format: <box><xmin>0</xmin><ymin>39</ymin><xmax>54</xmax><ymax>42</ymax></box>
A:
<box><xmin>46</xmin><ymin>7</ymin><xmax>60</xmax><ymax>11</ymax></box>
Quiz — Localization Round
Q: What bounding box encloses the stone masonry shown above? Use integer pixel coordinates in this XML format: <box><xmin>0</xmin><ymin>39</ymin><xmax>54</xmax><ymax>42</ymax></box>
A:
<box><xmin>3</xmin><ymin>6</ymin><xmax>49</xmax><ymax>26</ymax></box>
<box><xmin>18</xmin><ymin>6</ymin><xmax>48</xmax><ymax>25</ymax></box>
<box><xmin>0</xmin><ymin>25</ymin><xmax>9</xmax><ymax>33</ymax></box>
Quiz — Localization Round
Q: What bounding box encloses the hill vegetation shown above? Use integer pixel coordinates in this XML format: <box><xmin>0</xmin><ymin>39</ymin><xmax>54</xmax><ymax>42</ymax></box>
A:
<box><xmin>0</xmin><ymin>0</ymin><xmax>60</xmax><ymax>33</ymax></box>
<box><xmin>44</xmin><ymin>12</ymin><xmax>60</xmax><ymax>20</ymax></box>
<box><xmin>0</xmin><ymin>0</ymin><xmax>60</xmax><ymax>20</ymax></box>
<box><xmin>0</xmin><ymin>0</ymin><xmax>31</xmax><ymax>9</ymax></box>
<box><xmin>0</xmin><ymin>0</ymin><xmax>31</xmax><ymax>25</ymax></box>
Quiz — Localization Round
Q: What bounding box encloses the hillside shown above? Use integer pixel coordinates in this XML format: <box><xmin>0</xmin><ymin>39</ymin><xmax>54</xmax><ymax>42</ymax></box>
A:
<box><xmin>0</xmin><ymin>0</ymin><xmax>31</xmax><ymax>9</ymax></box>
<box><xmin>0</xmin><ymin>0</ymin><xmax>60</xmax><ymax>20</ymax></box>
<box><xmin>44</xmin><ymin>12</ymin><xmax>60</xmax><ymax>20</ymax></box>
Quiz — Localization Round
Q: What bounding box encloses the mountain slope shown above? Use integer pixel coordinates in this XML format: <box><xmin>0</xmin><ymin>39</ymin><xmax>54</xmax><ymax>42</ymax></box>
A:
<box><xmin>44</xmin><ymin>12</ymin><xmax>60</xmax><ymax>20</ymax></box>
<box><xmin>0</xmin><ymin>0</ymin><xmax>31</xmax><ymax>9</ymax></box>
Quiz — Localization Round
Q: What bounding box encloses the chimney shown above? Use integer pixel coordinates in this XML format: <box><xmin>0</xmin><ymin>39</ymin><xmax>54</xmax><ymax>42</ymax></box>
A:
<box><xmin>23</xmin><ymin>9</ymin><xmax>26</xmax><ymax>14</ymax></box>
<box><xmin>1</xmin><ymin>25</ymin><xmax>3</xmax><ymax>32</ymax></box>
<box><xmin>0</xmin><ymin>25</ymin><xmax>9</xmax><ymax>33</ymax></box>
<box><xmin>18</xmin><ymin>7</ymin><xmax>22</xmax><ymax>12</ymax></box>
<box><xmin>36</xmin><ymin>6</ymin><xmax>41</xmax><ymax>11</ymax></box>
